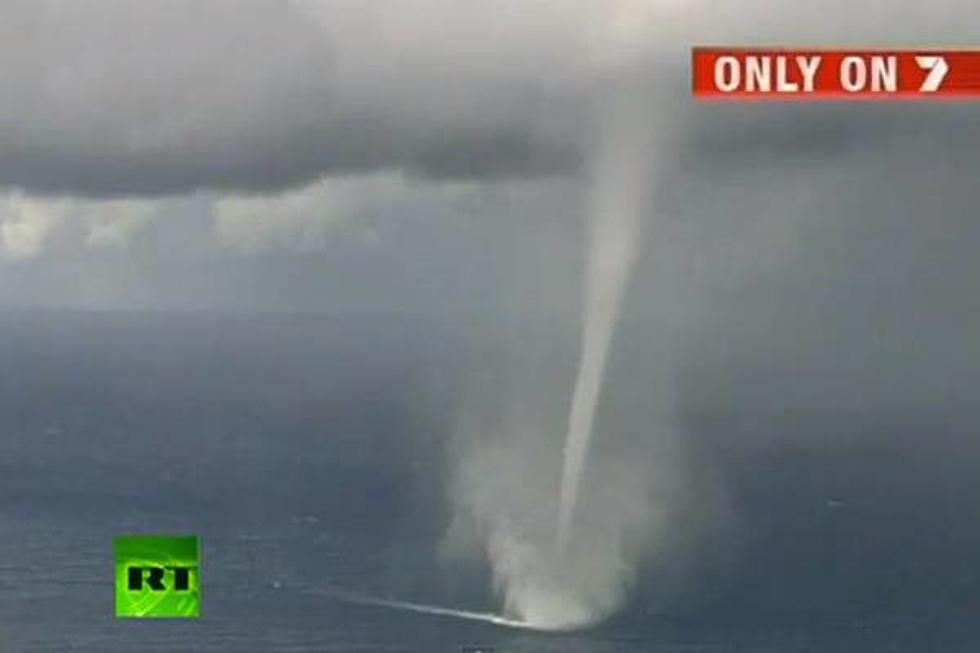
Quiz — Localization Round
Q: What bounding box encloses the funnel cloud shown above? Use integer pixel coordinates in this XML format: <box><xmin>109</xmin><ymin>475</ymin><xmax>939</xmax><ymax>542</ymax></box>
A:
<box><xmin>443</xmin><ymin>26</ymin><xmax>676</xmax><ymax>629</ymax></box>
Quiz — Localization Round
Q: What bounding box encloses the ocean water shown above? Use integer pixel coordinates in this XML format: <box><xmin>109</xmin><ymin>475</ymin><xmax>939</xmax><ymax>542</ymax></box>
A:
<box><xmin>2</xmin><ymin>309</ymin><xmax>979</xmax><ymax>652</ymax></box>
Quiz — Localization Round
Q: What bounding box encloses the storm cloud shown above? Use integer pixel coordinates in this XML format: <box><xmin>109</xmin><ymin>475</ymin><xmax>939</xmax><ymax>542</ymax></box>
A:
<box><xmin>0</xmin><ymin>0</ymin><xmax>594</xmax><ymax>197</ymax></box>
<box><xmin>0</xmin><ymin>0</ymin><xmax>975</xmax><ymax>198</ymax></box>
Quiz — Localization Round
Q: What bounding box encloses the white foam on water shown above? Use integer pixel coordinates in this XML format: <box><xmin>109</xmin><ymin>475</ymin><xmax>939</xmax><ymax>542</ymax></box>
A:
<box><xmin>311</xmin><ymin>589</ymin><xmax>574</xmax><ymax>632</ymax></box>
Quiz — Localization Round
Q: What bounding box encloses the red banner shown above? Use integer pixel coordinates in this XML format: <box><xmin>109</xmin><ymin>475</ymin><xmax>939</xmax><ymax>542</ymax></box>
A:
<box><xmin>692</xmin><ymin>48</ymin><xmax>980</xmax><ymax>100</ymax></box>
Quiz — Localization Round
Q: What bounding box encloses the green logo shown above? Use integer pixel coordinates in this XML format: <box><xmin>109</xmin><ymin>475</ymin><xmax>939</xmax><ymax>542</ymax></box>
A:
<box><xmin>114</xmin><ymin>535</ymin><xmax>200</xmax><ymax>618</ymax></box>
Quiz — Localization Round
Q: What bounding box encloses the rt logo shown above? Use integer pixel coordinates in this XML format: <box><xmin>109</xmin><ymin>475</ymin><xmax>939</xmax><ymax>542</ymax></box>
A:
<box><xmin>114</xmin><ymin>535</ymin><xmax>200</xmax><ymax>618</ymax></box>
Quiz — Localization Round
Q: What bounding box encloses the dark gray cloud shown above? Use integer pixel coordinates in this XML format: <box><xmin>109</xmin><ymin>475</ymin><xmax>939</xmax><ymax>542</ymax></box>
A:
<box><xmin>0</xmin><ymin>0</ymin><xmax>589</xmax><ymax>197</ymax></box>
<box><xmin>4</xmin><ymin>0</ymin><xmax>978</xmax><ymax>197</ymax></box>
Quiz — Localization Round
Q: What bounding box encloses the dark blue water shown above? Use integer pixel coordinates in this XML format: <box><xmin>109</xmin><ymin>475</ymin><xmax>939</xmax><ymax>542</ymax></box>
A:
<box><xmin>2</xmin><ymin>309</ymin><xmax>978</xmax><ymax>652</ymax></box>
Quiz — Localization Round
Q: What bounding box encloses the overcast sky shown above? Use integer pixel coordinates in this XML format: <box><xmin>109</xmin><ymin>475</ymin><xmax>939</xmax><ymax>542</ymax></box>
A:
<box><xmin>0</xmin><ymin>1</ymin><xmax>978</xmax><ymax>420</ymax></box>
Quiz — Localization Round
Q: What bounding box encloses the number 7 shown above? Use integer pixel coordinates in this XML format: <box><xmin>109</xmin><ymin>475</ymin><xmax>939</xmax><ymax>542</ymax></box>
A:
<box><xmin>915</xmin><ymin>56</ymin><xmax>949</xmax><ymax>93</ymax></box>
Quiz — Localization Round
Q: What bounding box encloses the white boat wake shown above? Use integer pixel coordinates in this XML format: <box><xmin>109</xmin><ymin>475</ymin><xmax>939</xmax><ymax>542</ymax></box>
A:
<box><xmin>308</xmin><ymin>588</ymin><xmax>564</xmax><ymax>632</ymax></box>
